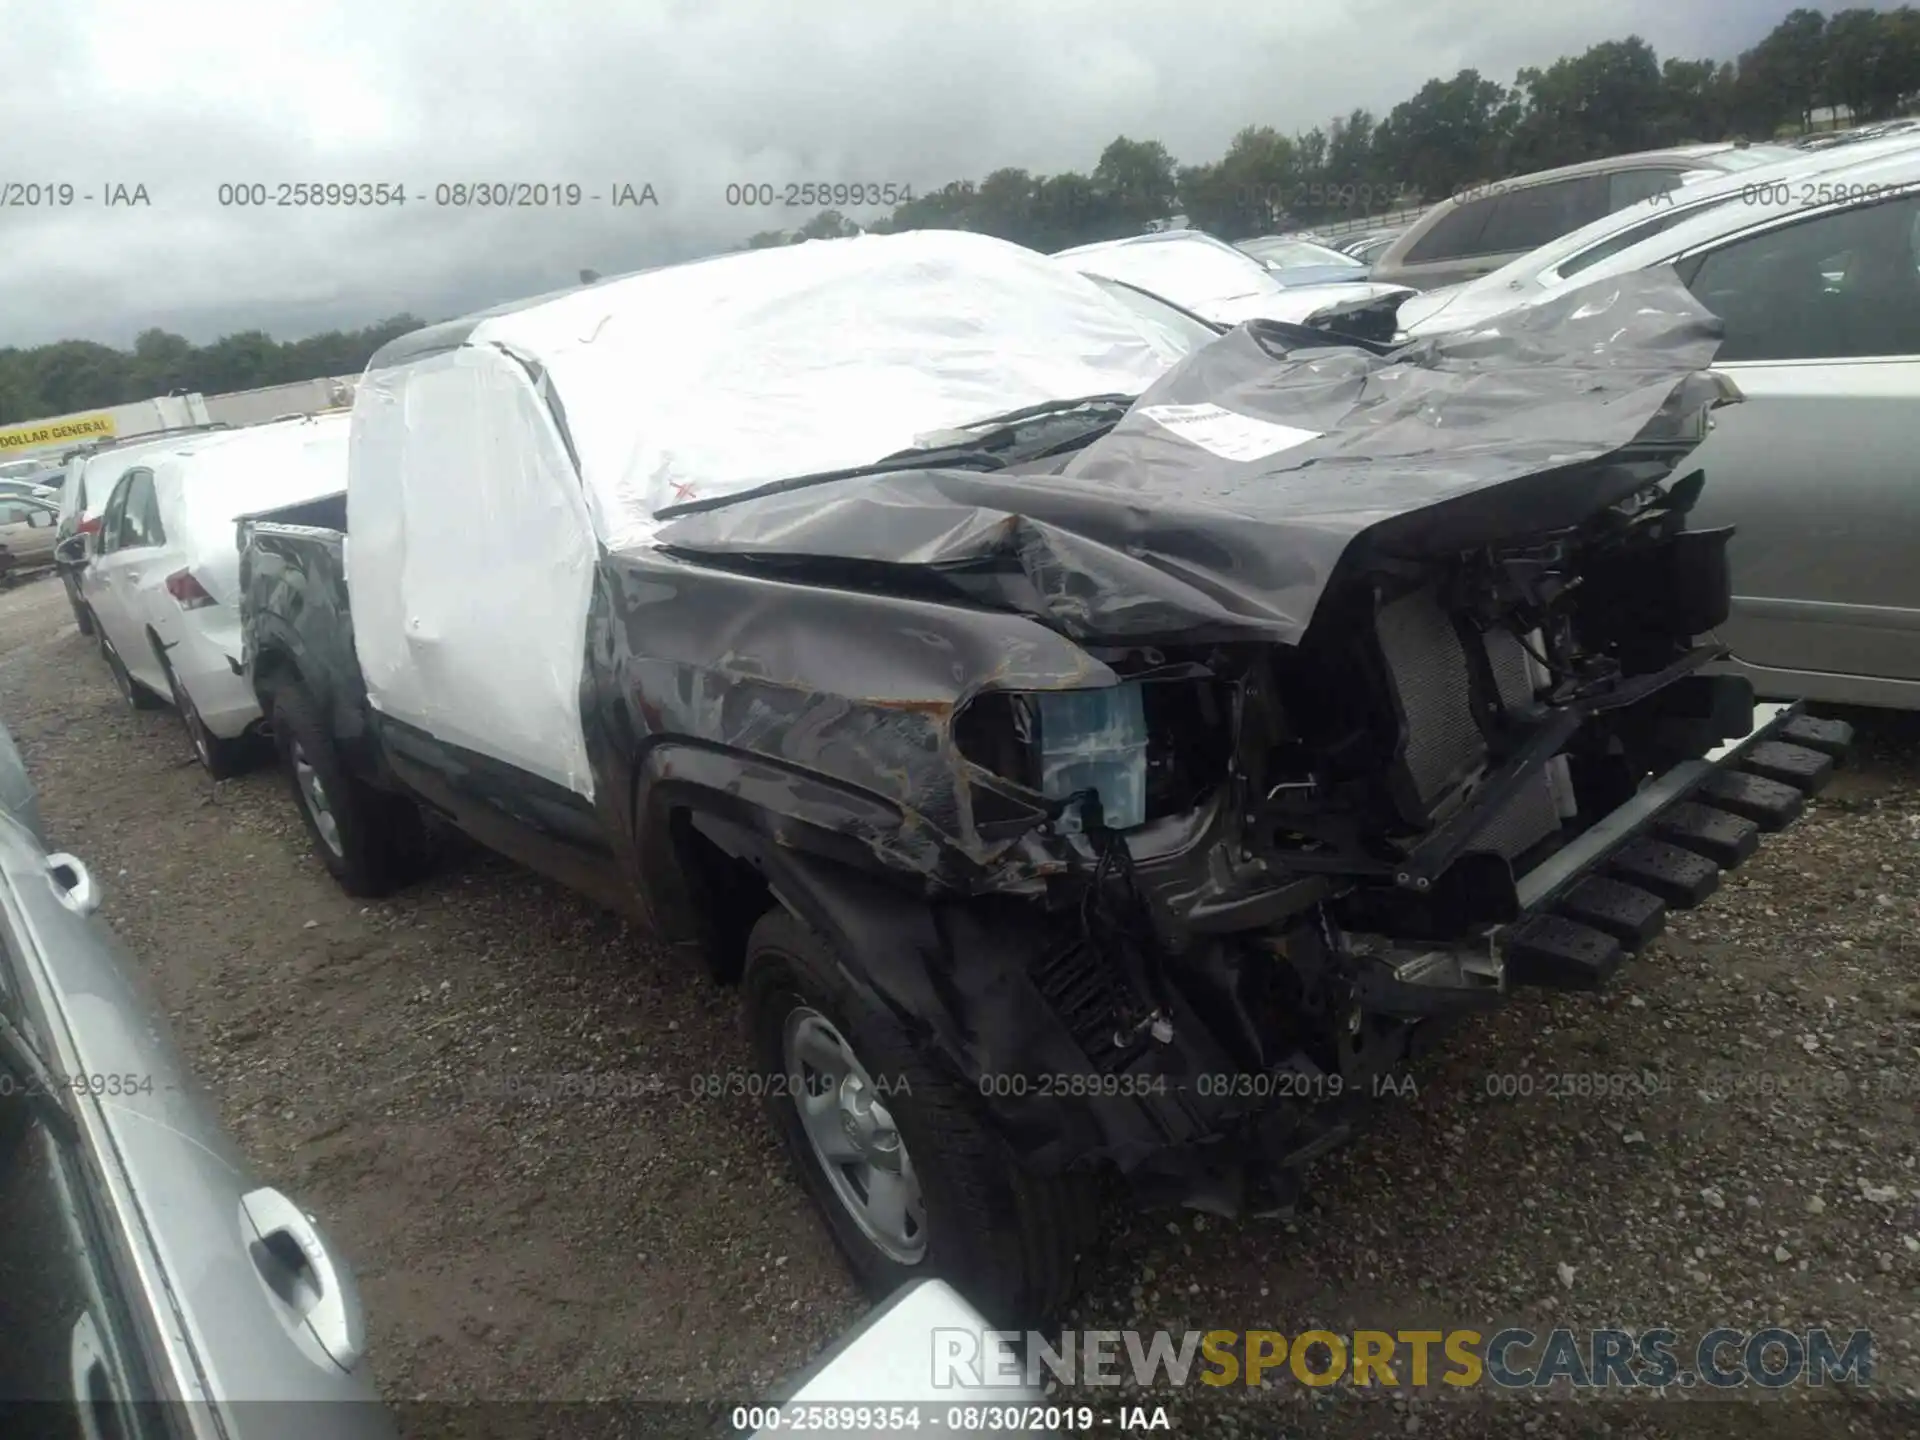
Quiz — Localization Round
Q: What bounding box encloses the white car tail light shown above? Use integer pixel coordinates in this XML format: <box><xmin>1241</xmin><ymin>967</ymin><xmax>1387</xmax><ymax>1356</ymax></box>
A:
<box><xmin>165</xmin><ymin>568</ymin><xmax>216</xmax><ymax>610</ymax></box>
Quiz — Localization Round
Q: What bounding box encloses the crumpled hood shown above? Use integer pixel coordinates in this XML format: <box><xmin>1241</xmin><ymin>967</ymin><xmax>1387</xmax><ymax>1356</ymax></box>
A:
<box><xmin>1397</xmin><ymin>277</ymin><xmax>1537</xmax><ymax>337</ymax></box>
<box><xmin>1205</xmin><ymin>281</ymin><xmax>1413</xmax><ymax>327</ymax></box>
<box><xmin>655</xmin><ymin>268</ymin><xmax>1731</xmax><ymax>647</ymax></box>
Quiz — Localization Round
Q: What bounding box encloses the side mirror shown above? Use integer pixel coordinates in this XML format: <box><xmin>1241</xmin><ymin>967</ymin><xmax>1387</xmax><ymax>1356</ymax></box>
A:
<box><xmin>27</xmin><ymin>510</ymin><xmax>52</xmax><ymax>529</ymax></box>
<box><xmin>54</xmin><ymin>533</ymin><xmax>91</xmax><ymax>566</ymax></box>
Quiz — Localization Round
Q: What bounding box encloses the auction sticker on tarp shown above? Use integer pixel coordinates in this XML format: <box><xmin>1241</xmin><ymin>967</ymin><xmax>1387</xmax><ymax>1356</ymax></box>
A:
<box><xmin>1137</xmin><ymin>403</ymin><xmax>1321</xmax><ymax>463</ymax></box>
<box><xmin>0</xmin><ymin>412</ymin><xmax>116</xmax><ymax>452</ymax></box>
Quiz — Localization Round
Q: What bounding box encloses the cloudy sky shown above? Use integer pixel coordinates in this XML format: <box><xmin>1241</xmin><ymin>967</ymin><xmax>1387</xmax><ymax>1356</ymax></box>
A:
<box><xmin>2</xmin><ymin>0</ymin><xmax>1833</xmax><ymax>347</ymax></box>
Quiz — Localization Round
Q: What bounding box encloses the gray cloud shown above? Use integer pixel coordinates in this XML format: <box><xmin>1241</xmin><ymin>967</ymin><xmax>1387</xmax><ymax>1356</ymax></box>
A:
<box><xmin>2</xmin><ymin>0</ymin><xmax>1825</xmax><ymax>346</ymax></box>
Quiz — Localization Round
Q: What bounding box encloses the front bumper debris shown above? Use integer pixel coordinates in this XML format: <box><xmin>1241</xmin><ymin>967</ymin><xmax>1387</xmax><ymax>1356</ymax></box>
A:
<box><xmin>951</xmin><ymin>700</ymin><xmax>1850</xmax><ymax>1215</ymax></box>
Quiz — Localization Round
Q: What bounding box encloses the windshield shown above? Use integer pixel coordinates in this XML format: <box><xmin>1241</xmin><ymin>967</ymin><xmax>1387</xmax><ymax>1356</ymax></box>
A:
<box><xmin>1554</xmin><ymin>192</ymin><xmax>1746</xmax><ymax>279</ymax></box>
<box><xmin>1062</xmin><ymin>236</ymin><xmax>1279</xmax><ymax>308</ymax></box>
<box><xmin>1241</xmin><ymin>237</ymin><xmax>1364</xmax><ymax>271</ymax></box>
<box><xmin>1083</xmin><ymin>274</ymin><xmax>1221</xmax><ymax>353</ymax></box>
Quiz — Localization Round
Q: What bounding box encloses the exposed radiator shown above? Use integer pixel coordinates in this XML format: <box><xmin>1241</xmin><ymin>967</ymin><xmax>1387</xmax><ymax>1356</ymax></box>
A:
<box><xmin>1374</xmin><ymin>589</ymin><xmax>1483</xmax><ymax>808</ymax></box>
<box><xmin>1374</xmin><ymin>587</ymin><xmax>1563</xmax><ymax>861</ymax></box>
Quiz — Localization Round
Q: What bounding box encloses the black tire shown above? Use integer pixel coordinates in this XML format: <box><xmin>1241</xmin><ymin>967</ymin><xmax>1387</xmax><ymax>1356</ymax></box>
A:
<box><xmin>154</xmin><ymin>640</ymin><xmax>252</xmax><ymax>780</ymax></box>
<box><xmin>742</xmin><ymin>907</ymin><xmax>1099</xmax><ymax>1324</ymax></box>
<box><xmin>99</xmin><ymin>629</ymin><xmax>164</xmax><ymax>710</ymax></box>
<box><xmin>65</xmin><ymin>574</ymin><xmax>94</xmax><ymax>637</ymax></box>
<box><xmin>269</xmin><ymin>683</ymin><xmax>432</xmax><ymax>897</ymax></box>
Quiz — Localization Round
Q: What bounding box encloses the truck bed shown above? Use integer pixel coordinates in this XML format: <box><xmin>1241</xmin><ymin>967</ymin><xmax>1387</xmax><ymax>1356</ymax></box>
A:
<box><xmin>237</xmin><ymin>494</ymin><xmax>361</xmax><ymax>733</ymax></box>
<box><xmin>238</xmin><ymin>490</ymin><xmax>346</xmax><ymax>533</ymax></box>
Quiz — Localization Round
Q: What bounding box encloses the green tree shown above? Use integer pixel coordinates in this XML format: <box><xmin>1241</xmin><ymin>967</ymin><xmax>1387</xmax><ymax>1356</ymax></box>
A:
<box><xmin>1178</xmin><ymin>126</ymin><xmax>1294</xmax><ymax>237</ymax></box>
<box><xmin>971</xmin><ymin>168</ymin><xmax>1039</xmax><ymax>241</ymax></box>
<box><xmin>130</xmin><ymin>328</ymin><xmax>194</xmax><ymax>395</ymax></box>
<box><xmin>1749</xmin><ymin>7</ymin><xmax>1830</xmax><ymax>128</ymax></box>
<box><xmin>1371</xmin><ymin>70</ymin><xmax>1515</xmax><ymax>203</ymax></box>
<box><xmin>797</xmin><ymin>209</ymin><xmax>861</xmax><ymax>240</ymax></box>
<box><xmin>1822</xmin><ymin>5</ymin><xmax>1920</xmax><ymax>121</ymax></box>
<box><xmin>5</xmin><ymin>4</ymin><xmax>1882</xmax><ymax>424</ymax></box>
<box><xmin>1028</xmin><ymin>172</ymin><xmax>1108</xmax><ymax>250</ymax></box>
<box><xmin>1510</xmin><ymin>37</ymin><xmax>1666</xmax><ymax>171</ymax></box>
<box><xmin>1092</xmin><ymin>137</ymin><xmax>1180</xmax><ymax>228</ymax></box>
<box><xmin>1656</xmin><ymin>58</ymin><xmax>1728</xmax><ymax>143</ymax></box>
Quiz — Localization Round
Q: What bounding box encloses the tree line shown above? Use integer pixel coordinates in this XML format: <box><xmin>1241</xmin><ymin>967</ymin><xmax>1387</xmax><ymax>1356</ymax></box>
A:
<box><xmin>744</xmin><ymin>7</ymin><xmax>1920</xmax><ymax>248</ymax></box>
<box><xmin>0</xmin><ymin>317</ymin><xmax>426</xmax><ymax>429</ymax></box>
<box><xmin>4</xmin><ymin>6</ymin><xmax>1913</xmax><ymax>426</ymax></box>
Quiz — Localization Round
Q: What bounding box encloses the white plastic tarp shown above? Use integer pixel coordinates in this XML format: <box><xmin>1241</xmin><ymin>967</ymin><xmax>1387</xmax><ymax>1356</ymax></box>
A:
<box><xmin>468</xmin><ymin>228</ymin><xmax>1197</xmax><ymax>551</ymax></box>
<box><xmin>344</xmin><ymin>228</ymin><xmax>1204</xmax><ymax>801</ymax></box>
<box><xmin>347</xmin><ymin>347</ymin><xmax>598</xmax><ymax>797</ymax></box>
<box><xmin>1056</xmin><ymin>233</ymin><xmax>1282</xmax><ymax>311</ymax></box>
<box><xmin>1058</xmin><ymin>234</ymin><xmax>1412</xmax><ymax>326</ymax></box>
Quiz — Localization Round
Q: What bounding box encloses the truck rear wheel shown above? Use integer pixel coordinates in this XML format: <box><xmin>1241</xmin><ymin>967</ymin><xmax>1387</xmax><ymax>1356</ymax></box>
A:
<box><xmin>270</xmin><ymin>684</ymin><xmax>432</xmax><ymax>897</ymax></box>
<box><xmin>742</xmin><ymin>907</ymin><xmax>1098</xmax><ymax>1324</ymax></box>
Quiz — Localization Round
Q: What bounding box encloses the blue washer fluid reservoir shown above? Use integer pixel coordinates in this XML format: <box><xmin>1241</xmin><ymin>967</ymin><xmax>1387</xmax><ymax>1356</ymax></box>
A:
<box><xmin>1035</xmin><ymin>681</ymin><xmax>1148</xmax><ymax>832</ymax></box>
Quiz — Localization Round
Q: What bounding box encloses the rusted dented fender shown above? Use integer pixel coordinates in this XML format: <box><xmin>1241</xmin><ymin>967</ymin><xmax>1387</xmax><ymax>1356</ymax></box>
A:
<box><xmin>585</xmin><ymin>548</ymin><xmax>1118</xmax><ymax>893</ymax></box>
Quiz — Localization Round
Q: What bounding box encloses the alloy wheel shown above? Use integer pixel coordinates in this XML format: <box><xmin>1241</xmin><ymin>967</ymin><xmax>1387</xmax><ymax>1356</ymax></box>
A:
<box><xmin>781</xmin><ymin>1007</ymin><xmax>927</xmax><ymax>1264</ymax></box>
<box><xmin>290</xmin><ymin>740</ymin><xmax>344</xmax><ymax>857</ymax></box>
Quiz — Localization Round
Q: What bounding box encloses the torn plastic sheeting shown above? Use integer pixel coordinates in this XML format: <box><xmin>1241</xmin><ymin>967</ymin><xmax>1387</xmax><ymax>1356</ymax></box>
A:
<box><xmin>1055</xmin><ymin>231</ymin><xmax>1286</xmax><ymax>313</ymax></box>
<box><xmin>655</xmin><ymin>268</ymin><xmax>1729</xmax><ymax>646</ymax></box>
<box><xmin>453</xmin><ymin>229</ymin><xmax>1199</xmax><ymax>553</ymax></box>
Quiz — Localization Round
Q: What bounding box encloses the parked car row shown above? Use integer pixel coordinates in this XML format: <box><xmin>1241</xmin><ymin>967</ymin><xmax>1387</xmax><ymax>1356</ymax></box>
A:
<box><xmin>1396</xmin><ymin>132</ymin><xmax>1920</xmax><ymax>712</ymax></box>
<box><xmin>29</xmin><ymin>137</ymin><xmax>1894</xmax><ymax>1359</ymax></box>
<box><xmin>161</xmin><ymin>223</ymin><xmax>1843</xmax><ymax>1333</ymax></box>
<box><xmin>0</xmin><ymin>493</ymin><xmax>61</xmax><ymax>585</ymax></box>
<box><xmin>1369</xmin><ymin>139</ymin><xmax>1800</xmax><ymax>290</ymax></box>
<box><xmin>53</xmin><ymin>423</ymin><xmax>237</xmax><ymax>636</ymax></box>
<box><xmin>13</xmin><ymin>407</ymin><xmax>1046</xmax><ymax>1431</ymax></box>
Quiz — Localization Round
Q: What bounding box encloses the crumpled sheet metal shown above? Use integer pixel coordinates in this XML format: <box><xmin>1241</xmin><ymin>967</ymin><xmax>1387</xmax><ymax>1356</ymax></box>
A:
<box><xmin>657</xmin><ymin>267</ymin><xmax>1728</xmax><ymax>646</ymax></box>
<box><xmin>591</xmin><ymin>550</ymin><xmax>1113</xmax><ymax>882</ymax></box>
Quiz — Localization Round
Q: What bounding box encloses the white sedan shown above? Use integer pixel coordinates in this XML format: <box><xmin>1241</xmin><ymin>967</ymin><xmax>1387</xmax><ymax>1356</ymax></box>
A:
<box><xmin>1055</xmin><ymin>228</ymin><xmax>1412</xmax><ymax>330</ymax></box>
<box><xmin>80</xmin><ymin>415</ymin><xmax>349</xmax><ymax>775</ymax></box>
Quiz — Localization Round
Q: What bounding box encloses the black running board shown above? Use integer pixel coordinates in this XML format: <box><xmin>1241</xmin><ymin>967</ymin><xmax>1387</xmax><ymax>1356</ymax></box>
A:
<box><xmin>1501</xmin><ymin>703</ymin><xmax>1850</xmax><ymax>992</ymax></box>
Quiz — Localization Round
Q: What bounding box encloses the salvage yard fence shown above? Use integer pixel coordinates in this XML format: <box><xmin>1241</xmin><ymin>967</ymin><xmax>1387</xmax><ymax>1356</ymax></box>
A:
<box><xmin>1309</xmin><ymin>202</ymin><xmax>1431</xmax><ymax>239</ymax></box>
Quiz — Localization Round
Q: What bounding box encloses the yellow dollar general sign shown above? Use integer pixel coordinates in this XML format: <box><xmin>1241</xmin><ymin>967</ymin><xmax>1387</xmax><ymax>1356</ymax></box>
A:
<box><xmin>0</xmin><ymin>412</ymin><xmax>117</xmax><ymax>452</ymax></box>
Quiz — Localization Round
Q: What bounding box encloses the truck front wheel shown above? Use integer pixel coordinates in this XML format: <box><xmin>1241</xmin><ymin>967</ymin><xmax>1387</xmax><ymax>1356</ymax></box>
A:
<box><xmin>270</xmin><ymin>684</ymin><xmax>432</xmax><ymax>897</ymax></box>
<box><xmin>742</xmin><ymin>907</ymin><xmax>1098</xmax><ymax>1324</ymax></box>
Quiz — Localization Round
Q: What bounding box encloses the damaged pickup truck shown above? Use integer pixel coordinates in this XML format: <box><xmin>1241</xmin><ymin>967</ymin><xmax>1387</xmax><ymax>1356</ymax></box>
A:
<box><xmin>238</xmin><ymin>230</ymin><xmax>1850</xmax><ymax>1323</ymax></box>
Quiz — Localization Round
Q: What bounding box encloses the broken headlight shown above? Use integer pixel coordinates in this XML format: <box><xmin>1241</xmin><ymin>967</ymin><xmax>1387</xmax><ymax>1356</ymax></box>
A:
<box><xmin>955</xmin><ymin>670</ymin><xmax>1232</xmax><ymax>832</ymax></box>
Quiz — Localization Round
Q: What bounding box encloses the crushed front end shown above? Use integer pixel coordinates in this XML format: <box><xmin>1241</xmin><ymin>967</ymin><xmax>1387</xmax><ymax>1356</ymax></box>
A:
<box><xmin>938</xmin><ymin>476</ymin><xmax>1850</xmax><ymax>1214</ymax></box>
<box><xmin>648</xmin><ymin>267</ymin><xmax>1851</xmax><ymax>1215</ymax></box>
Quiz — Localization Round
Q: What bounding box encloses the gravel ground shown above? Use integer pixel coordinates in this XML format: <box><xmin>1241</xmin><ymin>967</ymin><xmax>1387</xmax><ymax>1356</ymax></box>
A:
<box><xmin>4</xmin><ymin>568</ymin><xmax>1918</xmax><ymax>1439</ymax></box>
